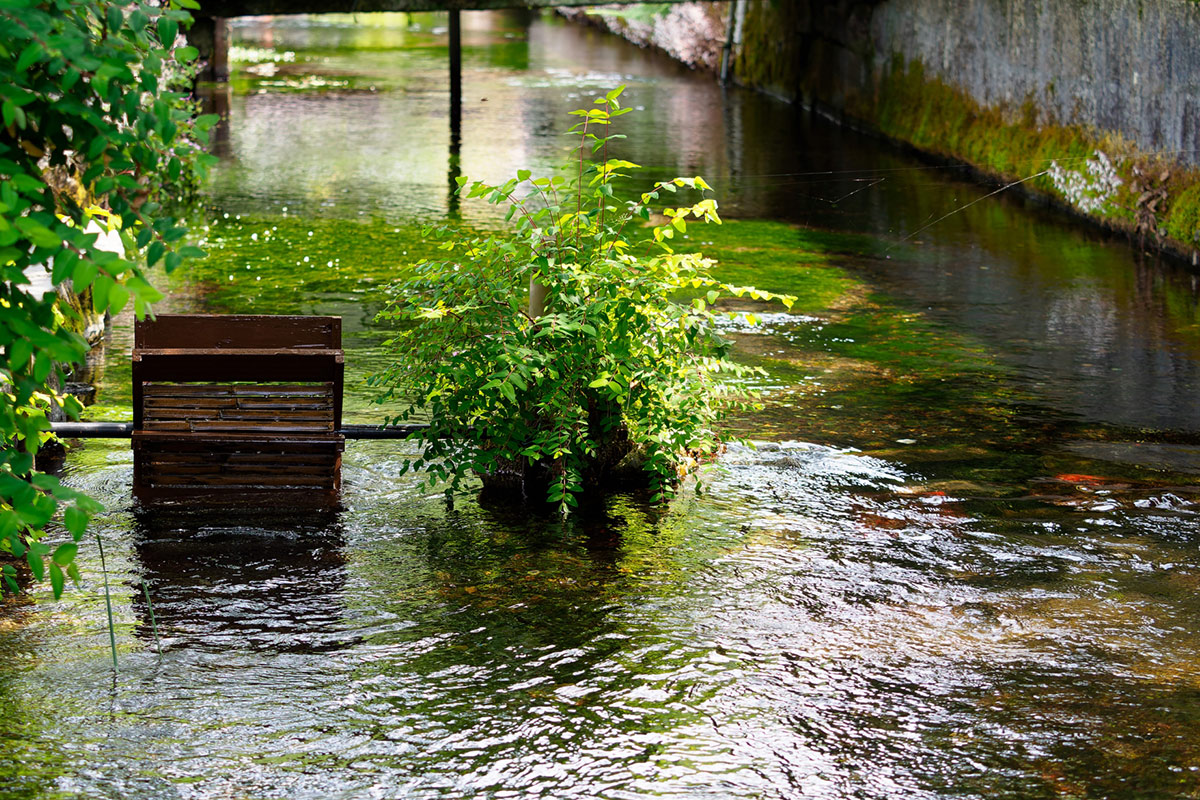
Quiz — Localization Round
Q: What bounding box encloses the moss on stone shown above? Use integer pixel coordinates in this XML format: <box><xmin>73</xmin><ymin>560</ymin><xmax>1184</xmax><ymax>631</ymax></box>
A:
<box><xmin>860</xmin><ymin>58</ymin><xmax>1200</xmax><ymax>258</ymax></box>
<box><xmin>733</xmin><ymin>0</ymin><xmax>804</xmax><ymax>100</ymax></box>
<box><xmin>1163</xmin><ymin>182</ymin><xmax>1200</xmax><ymax>249</ymax></box>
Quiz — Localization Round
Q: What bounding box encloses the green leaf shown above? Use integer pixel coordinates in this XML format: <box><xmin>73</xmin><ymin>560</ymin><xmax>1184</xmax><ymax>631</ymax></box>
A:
<box><xmin>9</xmin><ymin>337</ymin><xmax>33</xmax><ymax>369</ymax></box>
<box><xmin>174</xmin><ymin>45</ymin><xmax>198</xmax><ymax>63</ymax></box>
<box><xmin>16</xmin><ymin>218</ymin><xmax>61</xmax><ymax>249</ymax></box>
<box><xmin>91</xmin><ymin>275</ymin><xmax>113</xmax><ymax>313</ymax></box>
<box><xmin>49</xmin><ymin>562</ymin><xmax>64</xmax><ymax>599</ymax></box>
<box><xmin>146</xmin><ymin>240</ymin><xmax>165</xmax><ymax>267</ymax></box>
<box><xmin>51</xmin><ymin>249</ymin><xmax>80</xmax><ymax>284</ymax></box>
<box><xmin>72</xmin><ymin>258</ymin><xmax>98</xmax><ymax>290</ymax></box>
<box><xmin>52</xmin><ymin>542</ymin><xmax>77</xmax><ymax>566</ymax></box>
<box><xmin>107</xmin><ymin>283</ymin><xmax>130</xmax><ymax>315</ymax></box>
<box><xmin>16</xmin><ymin>43</ymin><xmax>43</xmax><ymax>72</ymax></box>
<box><xmin>32</xmin><ymin>351</ymin><xmax>51</xmax><ymax>383</ymax></box>
<box><xmin>26</xmin><ymin>551</ymin><xmax>44</xmax><ymax>582</ymax></box>
<box><xmin>158</xmin><ymin>17</ymin><xmax>178</xmax><ymax>46</ymax></box>
<box><xmin>64</xmin><ymin>505</ymin><xmax>88</xmax><ymax>540</ymax></box>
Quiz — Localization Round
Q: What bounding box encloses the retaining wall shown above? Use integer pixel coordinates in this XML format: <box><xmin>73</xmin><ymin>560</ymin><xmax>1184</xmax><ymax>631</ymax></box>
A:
<box><xmin>570</xmin><ymin>0</ymin><xmax>1200</xmax><ymax>261</ymax></box>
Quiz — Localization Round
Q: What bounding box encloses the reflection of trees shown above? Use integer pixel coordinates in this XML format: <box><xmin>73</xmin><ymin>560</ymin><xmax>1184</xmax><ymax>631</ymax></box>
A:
<box><xmin>129</xmin><ymin>507</ymin><xmax>349</xmax><ymax>654</ymax></box>
<box><xmin>332</xmin><ymin>495</ymin><xmax>730</xmax><ymax>790</ymax></box>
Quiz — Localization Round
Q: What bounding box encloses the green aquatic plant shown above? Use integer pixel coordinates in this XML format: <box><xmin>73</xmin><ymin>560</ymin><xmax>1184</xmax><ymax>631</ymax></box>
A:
<box><xmin>371</xmin><ymin>88</ymin><xmax>794</xmax><ymax>510</ymax></box>
<box><xmin>0</xmin><ymin>0</ymin><xmax>215</xmax><ymax>595</ymax></box>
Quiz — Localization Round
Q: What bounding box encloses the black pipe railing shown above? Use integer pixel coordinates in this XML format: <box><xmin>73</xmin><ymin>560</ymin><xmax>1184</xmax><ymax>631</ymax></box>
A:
<box><xmin>50</xmin><ymin>422</ymin><xmax>430</xmax><ymax>439</ymax></box>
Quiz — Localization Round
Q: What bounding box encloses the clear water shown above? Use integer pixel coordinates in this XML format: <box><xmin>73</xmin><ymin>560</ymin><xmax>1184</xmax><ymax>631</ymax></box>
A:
<box><xmin>4</xmin><ymin>11</ymin><xmax>1200</xmax><ymax>799</ymax></box>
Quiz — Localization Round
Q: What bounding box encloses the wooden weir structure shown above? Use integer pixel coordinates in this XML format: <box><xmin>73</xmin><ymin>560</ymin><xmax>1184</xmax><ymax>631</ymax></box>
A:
<box><xmin>51</xmin><ymin>314</ymin><xmax>422</xmax><ymax>506</ymax></box>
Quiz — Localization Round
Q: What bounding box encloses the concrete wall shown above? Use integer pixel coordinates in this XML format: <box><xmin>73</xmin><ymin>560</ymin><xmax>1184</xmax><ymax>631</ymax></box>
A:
<box><xmin>573</xmin><ymin>0</ymin><xmax>1200</xmax><ymax>257</ymax></box>
<box><xmin>734</xmin><ymin>0</ymin><xmax>1200</xmax><ymax>167</ymax></box>
<box><xmin>866</xmin><ymin>0</ymin><xmax>1200</xmax><ymax>166</ymax></box>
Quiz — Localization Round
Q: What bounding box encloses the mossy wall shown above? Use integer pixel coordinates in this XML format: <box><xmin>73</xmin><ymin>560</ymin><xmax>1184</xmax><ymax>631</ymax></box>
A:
<box><xmin>729</xmin><ymin>0</ymin><xmax>1200</xmax><ymax>261</ymax></box>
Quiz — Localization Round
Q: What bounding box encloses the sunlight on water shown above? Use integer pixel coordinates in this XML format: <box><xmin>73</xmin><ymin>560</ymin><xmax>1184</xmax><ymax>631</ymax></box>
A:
<box><xmin>4</xmin><ymin>10</ymin><xmax>1200</xmax><ymax>800</ymax></box>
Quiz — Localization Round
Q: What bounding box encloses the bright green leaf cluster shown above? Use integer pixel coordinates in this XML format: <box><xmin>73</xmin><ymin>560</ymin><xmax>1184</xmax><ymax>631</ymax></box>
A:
<box><xmin>0</xmin><ymin>0</ymin><xmax>212</xmax><ymax>595</ymax></box>
<box><xmin>372</xmin><ymin>88</ymin><xmax>794</xmax><ymax>512</ymax></box>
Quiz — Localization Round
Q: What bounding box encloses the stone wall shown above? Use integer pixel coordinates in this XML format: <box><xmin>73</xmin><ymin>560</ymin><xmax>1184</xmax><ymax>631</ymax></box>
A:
<box><xmin>557</xmin><ymin>2</ymin><xmax>730</xmax><ymax>72</ymax></box>
<box><xmin>734</xmin><ymin>0</ymin><xmax>1200</xmax><ymax>168</ymax></box>
<box><xmin>569</xmin><ymin>0</ymin><xmax>1200</xmax><ymax>260</ymax></box>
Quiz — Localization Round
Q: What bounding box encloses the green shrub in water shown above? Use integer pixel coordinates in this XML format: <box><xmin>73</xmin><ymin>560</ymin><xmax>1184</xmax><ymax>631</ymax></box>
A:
<box><xmin>372</xmin><ymin>88</ymin><xmax>793</xmax><ymax>511</ymax></box>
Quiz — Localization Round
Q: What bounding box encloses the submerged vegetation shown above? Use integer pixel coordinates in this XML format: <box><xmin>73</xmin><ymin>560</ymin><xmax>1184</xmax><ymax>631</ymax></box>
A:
<box><xmin>371</xmin><ymin>89</ymin><xmax>793</xmax><ymax>510</ymax></box>
<box><xmin>8</xmin><ymin>12</ymin><xmax>1200</xmax><ymax>796</ymax></box>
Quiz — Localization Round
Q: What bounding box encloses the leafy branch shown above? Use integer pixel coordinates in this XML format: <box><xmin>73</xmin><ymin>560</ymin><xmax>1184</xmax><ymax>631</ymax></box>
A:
<box><xmin>0</xmin><ymin>0</ymin><xmax>212</xmax><ymax>596</ymax></box>
<box><xmin>372</xmin><ymin>87</ymin><xmax>794</xmax><ymax>512</ymax></box>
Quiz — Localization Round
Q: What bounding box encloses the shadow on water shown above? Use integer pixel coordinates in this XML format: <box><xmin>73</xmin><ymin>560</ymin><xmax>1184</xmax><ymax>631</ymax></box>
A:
<box><xmin>128</xmin><ymin>506</ymin><xmax>350</xmax><ymax>655</ymax></box>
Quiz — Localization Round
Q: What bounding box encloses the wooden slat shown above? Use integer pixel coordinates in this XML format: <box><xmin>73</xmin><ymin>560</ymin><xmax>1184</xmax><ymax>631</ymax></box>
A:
<box><xmin>133</xmin><ymin>431</ymin><xmax>344</xmax><ymax>447</ymax></box>
<box><xmin>133</xmin><ymin>352</ymin><xmax>343</xmax><ymax>385</ymax></box>
<box><xmin>144</xmin><ymin>382</ymin><xmax>334</xmax><ymax>396</ymax></box>
<box><xmin>146</xmin><ymin>464</ymin><xmax>339</xmax><ymax>476</ymax></box>
<box><xmin>131</xmin><ymin>315</ymin><xmax>345</xmax><ymax>504</ymax></box>
<box><xmin>142</xmin><ymin>462</ymin><xmax>338</xmax><ymax>474</ymax></box>
<box><xmin>142</xmin><ymin>472</ymin><xmax>336</xmax><ymax>486</ymax></box>
<box><xmin>141</xmin><ymin>421</ymin><xmax>336</xmax><ymax>432</ymax></box>
<box><xmin>142</xmin><ymin>411</ymin><xmax>332</xmax><ymax>423</ymax></box>
<box><xmin>135</xmin><ymin>315</ymin><xmax>341</xmax><ymax>350</ymax></box>
<box><xmin>147</xmin><ymin>451</ymin><xmax>340</xmax><ymax>464</ymax></box>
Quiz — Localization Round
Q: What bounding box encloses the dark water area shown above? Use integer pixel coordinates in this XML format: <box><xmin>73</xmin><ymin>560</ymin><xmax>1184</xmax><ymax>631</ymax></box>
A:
<box><xmin>4</xmin><ymin>11</ymin><xmax>1200</xmax><ymax>800</ymax></box>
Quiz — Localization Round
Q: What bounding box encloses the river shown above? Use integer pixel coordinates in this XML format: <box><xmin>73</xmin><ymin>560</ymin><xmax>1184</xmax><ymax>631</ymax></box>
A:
<box><xmin>3</xmin><ymin>11</ymin><xmax>1200</xmax><ymax>799</ymax></box>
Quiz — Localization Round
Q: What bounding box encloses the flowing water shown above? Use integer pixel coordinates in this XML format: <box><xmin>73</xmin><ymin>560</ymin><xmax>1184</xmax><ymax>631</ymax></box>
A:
<box><xmin>4</xmin><ymin>11</ymin><xmax>1200</xmax><ymax>799</ymax></box>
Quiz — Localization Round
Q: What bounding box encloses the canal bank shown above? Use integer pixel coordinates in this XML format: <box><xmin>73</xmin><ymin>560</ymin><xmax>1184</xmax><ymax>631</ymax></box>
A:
<box><xmin>8</xmin><ymin>12</ymin><xmax>1200</xmax><ymax>798</ymax></box>
<box><xmin>560</xmin><ymin>0</ymin><xmax>1200</xmax><ymax>266</ymax></box>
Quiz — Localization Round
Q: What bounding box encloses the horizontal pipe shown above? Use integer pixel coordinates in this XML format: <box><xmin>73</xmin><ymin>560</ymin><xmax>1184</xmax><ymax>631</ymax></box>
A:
<box><xmin>51</xmin><ymin>422</ymin><xmax>134</xmax><ymax>438</ymax></box>
<box><xmin>51</xmin><ymin>422</ymin><xmax>432</xmax><ymax>440</ymax></box>
<box><xmin>339</xmin><ymin>424</ymin><xmax>429</xmax><ymax>439</ymax></box>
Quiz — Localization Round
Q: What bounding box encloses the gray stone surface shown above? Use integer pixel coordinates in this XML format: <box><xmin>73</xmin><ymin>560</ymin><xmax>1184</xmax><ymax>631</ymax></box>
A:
<box><xmin>871</xmin><ymin>0</ymin><xmax>1200</xmax><ymax>165</ymax></box>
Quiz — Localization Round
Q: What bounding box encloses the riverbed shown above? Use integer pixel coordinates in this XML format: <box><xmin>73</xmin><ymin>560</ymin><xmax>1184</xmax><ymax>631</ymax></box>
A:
<box><xmin>3</xmin><ymin>11</ymin><xmax>1200</xmax><ymax>799</ymax></box>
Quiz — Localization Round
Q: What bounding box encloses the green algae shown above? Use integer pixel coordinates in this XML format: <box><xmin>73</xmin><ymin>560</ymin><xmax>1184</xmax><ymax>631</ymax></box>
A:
<box><xmin>177</xmin><ymin>215</ymin><xmax>444</xmax><ymax>317</ymax></box>
<box><xmin>1163</xmin><ymin>182</ymin><xmax>1200</xmax><ymax>249</ymax></box>
<box><xmin>170</xmin><ymin>211</ymin><xmax>1021</xmax><ymax>480</ymax></box>
<box><xmin>678</xmin><ymin>221</ymin><xmax>1035</xmax><ymax>477</ymax></box>
<box><xmin>869</xmin><ymin>60</ymin><xmax>1090</xmax><ymax>195</ymax></box>
<box><xmin>732</xmin><ymin>0</ymin><xmax>807</xmax><ymax>101</ymax></box>
<box><xmin>696</xmin><ymin>219</ymin><xmax>865</xmax><ymax>312</ymax></box>
<box><xmin>858</xmin><ymin>58</ymin><xmax>1200</xmax><ymax>259</ymax></box>
<box><xmin>167</xmin><ymin>201</ymin><xmax>1200</xmax><ymax>500</ymax></box>
<box><xmin>732</xmin><ymin>2</ymin><xmax>1200</xmax><ymax>262</ymax></box>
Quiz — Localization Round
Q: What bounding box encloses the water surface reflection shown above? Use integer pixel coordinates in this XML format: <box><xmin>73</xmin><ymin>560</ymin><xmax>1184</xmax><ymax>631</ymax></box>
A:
<box><xmin>2</xmin><ymin>10</ymin><xmax>1200</xmax><ymax>800</ymax></box>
